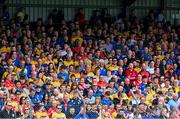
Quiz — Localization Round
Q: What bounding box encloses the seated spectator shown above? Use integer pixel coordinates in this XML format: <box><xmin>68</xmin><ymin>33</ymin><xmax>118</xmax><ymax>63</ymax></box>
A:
<box><xmin>52</xmin><ymin>105</ymin><xmax>66</xmax><ymax>119</ymax></box>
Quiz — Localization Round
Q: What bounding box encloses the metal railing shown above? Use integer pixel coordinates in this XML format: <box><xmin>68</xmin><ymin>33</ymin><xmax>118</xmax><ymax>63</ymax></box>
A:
<box><xmin>22</xmin><ymin>89</ymin><xmax>33</xmax><ymax>119</ymax></box>
<box><xmin>130</xmin><ymin>89</ymin><xmax>139</xmax><ymax>119</ymax></box>
<box><xmin>77</xmin><ymin>89</ymin><xmax>86</xmax><ymax>118</ymax></box>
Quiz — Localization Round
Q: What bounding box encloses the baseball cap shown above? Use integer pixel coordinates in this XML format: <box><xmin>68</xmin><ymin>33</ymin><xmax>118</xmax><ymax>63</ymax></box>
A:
<box><xmin>25</xmin><ymin>107</ymin><xmax>29</xmax><ymax>110</ymax></box>
<box><xmin>43</xmin><ymin>64</ymin><xmax>48</xmax><ymax>67</ymax></box>
<box><xmin>57</xmin><ymin>105</ymin><xmax>62</xmax><ymax>109</ymax></box>
<box><xmin>99</xmin><ymin>59</ymin><xmax>105</xmax><ymax>63</ymax></box>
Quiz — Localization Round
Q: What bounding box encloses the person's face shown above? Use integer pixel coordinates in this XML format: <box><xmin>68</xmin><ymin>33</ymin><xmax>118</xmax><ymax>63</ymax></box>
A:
<box><xmin>144</xmin><ymin>47</ymin><xmax>148</xmax><ymax>53</ymax></box>
<box><xmin>141</xmin><ymin>97</ymin><xmax>146</xmax><ymax>103</ymax></box>
<box><xmin>20</xmin><ymin>61</ymin><xmax>25</xmax><ymax>67</ymax></box>
<box><xmin>161</xmin><ymin>109</ymin><xmax>167</xmax><ymax>116</ymax></box>
<box><xmin>45</xmin><ymin>94</ymin><xmax>48</xmax><ymax>100</ymax></box>
<box><xmin>49</xmin><ymin>96</ymin><xmax>55</xmax><ymax>102</ymax></box>
<box><xmin>53</xmin><ymin>89</ymin><xmax>59</xmax><ymax>96</ymax></box>
<box><xmin>170</xmin><ymin>52</ymin><xmax>174</xmax><ymax>57</ymax></box>
<box><xmin>57</xmin><ymin>107</ymin><xmax>62</xmax><ymax>112</ymax></box>
<box><xmin>118</xmin><ymin>86</ymin><xmax>123</xmax><ymax>92</ymax></box>
<box><xmin>169</xmin><ymin>89</ymin><xmax>174</xmax><ymax>95</ymax></box>
<box><xmin>16</xmin><ymin>92</ymin><xmax>21</xmax><ymax>97</ymax></box>
<box><xmin>165</xmin><ymin>81</ymin><xmax>170</xmax><ymax>87</ymax></box>
<box><xmin>99</xmin><ymin>77</ymin><xmax>104</xmax><ymax>82</ymax></box>
<box><xmin>63</xmin><ymin>94</ymin><xmax>69</xmax><ymax>101</ymax></box>
<box><xmin>150</xmin><ymin>61</ymin><xmax>155</xmax><ymax>67</ymax></box>
<box><xmin>60</xmin><ymin>86</ymin><xmax>66</xmax><ymax>92</ymax></box>
<box><xmin>6</xmin><ymin>103</ymin><xmax>12</xmax><ymax>110</ymax></box>
<box><xmin>107</xmin><ymin>71</ymin><xmax>111</xmax><ymax>76</ymax></box>
<box><xmin>16</xmin><ymin>82</ymin><xmax>21</xmax><ymax>88</ymax></box>
<box><xmin>70</xmin><ymin>108</ymin><xmax>75</xmax><ymax>114</ymax></box>
<box><xmin>158</xmin><ymin>101</ymin><xmax>164</xmax><ymax>108</ymax></box>
<box><xmin>108</xmin><ymin>59</ymin><xmax>112</xmax><ymax>64</ymax></box>
<box><xmin>122</xmin><ymin>105</ymin><xmax>127</xmax><ymax>110</ymax></box>
<box><xmin>142</xmin><ymin>63</ymin><xmax>146</xmax><ymax>69</ymax></box>
<box><xmin>0</xmin><ymin>80</ymin><xmax>5</xmax><ymax>86</ymax></box>
<box><xmin>125</xmin><ymin>79</ymin><xmax>130</xmax><ymax>85</ymax></box>
<box><xmin>52</xmin><ymin>101</ymin><xmax>57</xmax><ymax>108</ymax></box>
<box><xmin>109</xmin><ymin>104</ymin><xmax>114</xmax><ymax>109</ymax></box>
<box><xmin>92</xmin><ymin>84</ymin><xmax>97</xmax><ymax>90</ymax></box>
<box><xmin>36</xmin><ymin>87</ymin><xmax>41</xmax><ymax>92</ymax></box>
<box><xmin>26</xmin><ymin>58</ymin><xmax>31</xmax><ymax>64</ymax></box>
<box><xmin>129</xmin><ymin>63</ymin><xmax>133</xmax><ymax>69</ymax></box>
<box><xmin>86</xmin><ymin>66</ymin><xmax>91</xmax><ymax>72</ymax></box>
<box><xmin>66</xmin><ymin>86</ymin><xmax>71</xmax><ymax>93</ymax></box>
<box><xmin>170</xmin><ymin>112</ymin><xmax>178</xmax><ymax>119</ymax></box>
<box><xmin>87</xmin><ymin>105</ymin><xmax>91</xmax><ymax>111</ymax></box>
<box><xmin>90</xmin><ymin>105</ymin><xmax>96</xmax><ymax>111</ymax></box>
<box><xmin>160</xmin><ymin>76</ymin><xmax>165</xmax><ymax>82</ymax></box>
<box><xmin>173</xmin><ymin>79</ymin><xmax>178</xmax><ymax>86</ymax></box>
<box><xmin>6</xmin><ymin>74</ymin><xmax>12</xmax><ymax>81</ymax></box>
<box><xmin>24</xmin><ymin>108</ymin><xmax>30</xmax><ymax>114</ymax></box>
<box><xmin>137</xmin><ymin>75</ymin><xmax>142</xmax><ymax>81</ymax></box>
<box><xmin>30</xmin><ymin>90</ymin><xmax>35</xmax><ymax>96</ymax></box>
<box><xmin>99</xmin><ymin>62</ymin><xmax>104</xmax><ymax>67</ymax></box>
<box><xmin>173</xmin><ymin>95</ymin><xmax>178</xmax><ymax>100</ymax></box>
<box><xmin>0</xmin><ymin>91</ymin><xmax>3</xmax><ymax>98</ymax></box>
<box><xmin>73</xmin><ymin>93</ymin><xmax>78</xmax><ymax>99</ymax></box>
<box><xmin>88</xmin><ymin>90</ymin><xmax>93</xmax><ymax>96</ymax></box>
<box><xmin>113</xmin><ymin>59</ymin><xmax>117</xmax><ymax>65</ymax></box>
<box><xmin>8</xmin><ymin>66</ymin><xmax>13</xmax><ymax>73</ymax></box>
<box><xmin>46</xmin><ymin>84</ymin><xmax>51</xmax><ymax>89</ymax></box>
<box><xmin>116</xmin><ymin>104</ymin><xmax>121</xmax><ymax>111</ymax></box>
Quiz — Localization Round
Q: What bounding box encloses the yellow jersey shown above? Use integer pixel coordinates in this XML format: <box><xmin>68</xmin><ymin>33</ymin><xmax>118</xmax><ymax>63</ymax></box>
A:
<box><xmin>52</xmin><ymin>112</ymin><xmax>66</xmax><ymax>119</ymax></box>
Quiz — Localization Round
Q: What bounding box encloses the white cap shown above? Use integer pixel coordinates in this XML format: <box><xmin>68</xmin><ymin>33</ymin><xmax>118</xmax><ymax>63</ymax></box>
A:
<box><xmin>99</xmin><ymin>59</ymin><xmax>105</xmax><ymax>63</ymax></box>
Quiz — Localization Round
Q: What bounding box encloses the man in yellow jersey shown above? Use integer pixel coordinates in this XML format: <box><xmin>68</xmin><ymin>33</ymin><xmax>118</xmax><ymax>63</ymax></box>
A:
<box><xmin>52</xmin><ymin>105</ymin><xmax>66</xmax><ymax>119</ymax></box>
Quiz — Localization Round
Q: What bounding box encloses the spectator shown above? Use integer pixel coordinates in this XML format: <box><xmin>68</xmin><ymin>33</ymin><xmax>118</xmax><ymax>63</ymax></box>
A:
<box><xmin>75</xmin><ymin>107</ymin><xmax>89</xmax><ymax>119</ymax></box>
<box><xmin>66</xmin><ymin>107</ymin><xmax>76</xmax><ymax>118</ymax></box>
<box><xmin>52</xmin><ymin>105</ymin><xmax>66</xmax><ymax>119</ymax></box>
<box><xmin>0</xmin><ymin>102</ymin><xmax>16</xmax><ymax>118</ymax></box>
<box><xmin>0</xmin><ymin>7</ymin><xmax>179</xmax><ymax>119</ymax></box>
<box><xmin>168</xmin><ymin>93</ymin><xmax>180</xmax><ymax>109</ymax></box>
<box><xmin>69</xmin><ymin>91</ymin><xmax>83</xmax><ymax>114</ymax></box>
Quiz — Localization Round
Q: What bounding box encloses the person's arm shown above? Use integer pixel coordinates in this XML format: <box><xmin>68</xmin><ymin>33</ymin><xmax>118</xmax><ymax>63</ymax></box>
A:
<box><xmin>98</xmin><ymin>109</ymin><xmax>102</xmax><ymax>119</ymax></box>
<box><xmin>63</xmin><ymin>113</ymin><xmax>66</xmax><ymax>119</ymax></box>
<box><xmin>51</xmin><ymin>113</ymin><xmax>56</xmax><ymax>118</ymax></box>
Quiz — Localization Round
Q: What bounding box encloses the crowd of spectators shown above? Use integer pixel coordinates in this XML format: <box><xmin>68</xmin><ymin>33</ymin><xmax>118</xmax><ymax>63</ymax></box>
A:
<box><xmin>0</xmin><ymin>7</ymin><xmax>179</xmax><ymax>119</ymax></box>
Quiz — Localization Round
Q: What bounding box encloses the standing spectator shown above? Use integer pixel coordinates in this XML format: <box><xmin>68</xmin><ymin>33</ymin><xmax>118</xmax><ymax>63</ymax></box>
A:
<box><xmin>75</xmin><ymin>107</ymin><xmax>89</xmax><ymax>119</ymax></box>
<box><xmin>125</xmin><ymin>63</ymin><xmax>138</xmax><ymax>84</ymax></box>
<box><xmin>0</xmin><ymin>102</ymin><xmax>16</xmax><ymax>118</ymax></box>
<box><xmin>66</xmin><ymin>107</ymin><xmax>76</xmax><ymax>118</ymax></box>
<box><xmin>69</xmin><ymin>91</ymin><xmax>83</xmax><ymax>115</ymax></box>
<box><xmin>75</xmin><ymin>8</ymin><xmax>86</xmax><ymax>26</ymax></box>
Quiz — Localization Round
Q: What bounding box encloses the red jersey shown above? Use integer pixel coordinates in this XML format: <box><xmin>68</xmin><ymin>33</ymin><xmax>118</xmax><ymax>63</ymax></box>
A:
<box><xmin>47</xmin><ymin>107</ymin><xmax>56</xmax><ymax>118</ymax></box>
<box><xmin>140</xmin><ymin>69</ymin><xmax>150</xmax><ymax>78</ymax></box>
<box><xmin>125</xmin><ymin>68</ymin><xmax>138</xmax><ymax>84</ymax></box>
<box><xmin>97</xmin><ymin>81</ymin><xmax>107</xmax><ymax>88</ymax></box>
<box><xmin>5</xmin><ymin>80</ymin><xmax>15</xmax><ymax>89</ymax></box>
